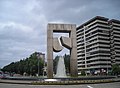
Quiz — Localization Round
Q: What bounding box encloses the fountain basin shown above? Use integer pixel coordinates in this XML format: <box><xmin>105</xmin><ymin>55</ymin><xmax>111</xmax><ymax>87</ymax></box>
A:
<box><xmin>44</xmin><ymin>79</ymin><xmax>59</xmax><ymax>82</ymax></box>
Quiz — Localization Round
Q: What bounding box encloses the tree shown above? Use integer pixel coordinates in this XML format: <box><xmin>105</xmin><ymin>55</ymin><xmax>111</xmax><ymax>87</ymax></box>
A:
<box><xmin>53</xmin><ymin>55</ymin><xmax>59</xmax><ymax>74</ymax></box>
<box><xmin>64</xmin><ymin>54</ymin><xmax>70</xmax><ymax>74</ymax></box>
<box><xmin>112</xmin><ymin>64</ymin><xmax>120</xmax><ymax>76</ymax></box>
<box><xmin>2</xmin><ymin>52</ymin><xmax>44</xmax><ymax>76</ymax></box>
<box><xmin>81</xmin><ymin>70</ymin><xmax>86</xmax><ymax>76</ymax></box>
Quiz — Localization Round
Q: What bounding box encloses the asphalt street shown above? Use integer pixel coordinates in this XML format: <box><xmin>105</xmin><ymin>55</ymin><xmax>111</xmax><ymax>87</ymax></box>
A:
<box><xmin>0</xmin><ymin>82</ymin><xmax>120</xmax><ymax>88</ymax></box>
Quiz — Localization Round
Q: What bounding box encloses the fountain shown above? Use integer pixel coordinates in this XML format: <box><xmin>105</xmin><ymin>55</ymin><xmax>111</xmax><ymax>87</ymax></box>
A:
<box><xmin>55</xmin><ymin>56</ymin><xmax>67</xmax><ymax>78</ymax></box>
<box><xmin>45</xmin><ymin>23</ymin><xmax>78</xmax><ymax>82</ymax></box>
<box><xmin>44</xmin><ymin>56</ymin><xmax>66</xmax><ymax>82</ymax></box>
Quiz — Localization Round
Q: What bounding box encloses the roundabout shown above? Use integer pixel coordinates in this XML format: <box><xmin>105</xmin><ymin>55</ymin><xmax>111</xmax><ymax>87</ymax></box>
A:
<box><xmin>1</xmin><ymin>76</ymin><xmax>120</xmax><ymax>85</ymax></box>
<box><xmin>0</xmin><ymin>81</ymin><xmax>120</xmax><ymax>88</ymax></box>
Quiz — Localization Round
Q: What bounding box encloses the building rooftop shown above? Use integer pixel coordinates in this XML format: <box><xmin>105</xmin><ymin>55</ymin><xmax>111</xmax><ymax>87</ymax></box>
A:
<box><xmin>77</xmin><ymin>16</ymin><xmax>109</xmax><ymax>30</ymax></box>
<box><xmin>109</xmin><ymin>19</ymin><xmax>120</xmax><ymax>24</ymax></box>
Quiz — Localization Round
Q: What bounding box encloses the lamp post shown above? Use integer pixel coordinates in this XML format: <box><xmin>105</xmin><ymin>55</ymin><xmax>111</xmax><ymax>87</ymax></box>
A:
<box><xmin>43</xmin><ymin>56</ymin><xmax>45</xmax><ymax>77</ymax></box>
<box><xmin>37</xmin><ymin>53</ymin><xmax>45</xmax><ymax>77</ymax></box>
<box><xmin>37</xmin><ymin>53</ymin><xmax>42</xmax><ymax>77</ymax></box>
<box><xmin>37</xmin><ymin>54</ymin><xmax>40</xmax><ymax>77</ymax></box>
<box><xmin>107</xmin><ymin>59</ymin><xmax>109</xmax><ymax>75</ymax></box>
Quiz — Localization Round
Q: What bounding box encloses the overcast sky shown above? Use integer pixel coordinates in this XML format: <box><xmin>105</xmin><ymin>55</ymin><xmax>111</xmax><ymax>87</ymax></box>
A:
<box><xmin>0</xmin><ymin>0</ymin><xmax>120</xmax><ymax>68</ymax></box>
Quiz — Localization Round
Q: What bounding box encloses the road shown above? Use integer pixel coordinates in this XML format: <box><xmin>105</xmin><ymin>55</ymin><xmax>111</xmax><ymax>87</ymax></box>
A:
<box><xmin>0</xmin><ymin>82</ymin><xmax>120</xmax><ymax>88</ymax></box>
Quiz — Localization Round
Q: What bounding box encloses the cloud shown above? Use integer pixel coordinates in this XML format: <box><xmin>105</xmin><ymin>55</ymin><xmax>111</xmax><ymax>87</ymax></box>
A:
<box><xmin>0</xmin><ymin>0</ymin><xmax>49</xmax><ymax>67</ymax></box>
<box><xmin>36</xmin><ymin>0</ymin><xmax>120</xmax><ymax>24</ymax></box>
<box><xmin>0</xmin><ymin>0</ymin><xmax>120</xmax><ymax>68</ymax></box>
<box><xmin>0</xmin><ymin>21</ymin><xmax>43</xmax><ymax>67</ymax></box>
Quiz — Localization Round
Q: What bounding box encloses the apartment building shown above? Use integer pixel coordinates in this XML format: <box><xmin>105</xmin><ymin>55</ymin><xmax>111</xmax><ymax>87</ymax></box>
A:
<box><xmin>76</xmin><ymin>16</ymin><xmax>120</xmax><ymax>75</ymax></box>
<box><xmin>109</xmin><ymin>19</ymin><xmax>120</xmax><ymax>65</ymax></box>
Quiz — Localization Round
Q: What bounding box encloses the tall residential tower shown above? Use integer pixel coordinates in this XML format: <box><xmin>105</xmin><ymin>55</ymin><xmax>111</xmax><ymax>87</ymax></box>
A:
<box><xmin>109</xmin><ymin>19</ymin><xmax>120</xmax><ymax>65</ymax></box>
<box><xmin>77</xmin><ymin>16</ymin><xmax>120</xmax><ymax>75</ymax></box>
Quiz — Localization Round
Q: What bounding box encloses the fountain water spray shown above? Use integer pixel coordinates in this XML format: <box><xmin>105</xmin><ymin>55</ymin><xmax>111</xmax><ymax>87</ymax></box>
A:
<box><xmin>55</xmin><ymin>56</ymin><xmax>67</xmax><ymax>78</ymax></box>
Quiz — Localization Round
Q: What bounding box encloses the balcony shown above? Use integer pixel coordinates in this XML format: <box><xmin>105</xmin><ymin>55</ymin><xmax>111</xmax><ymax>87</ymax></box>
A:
<box><xmin>99</xmin><ymin>40</ymin><xmax>110</xmax><ymax>43</ymax></box>
<box><xmin>77</xmin><ymin>31</ymin><xmax>84</xmax><ymax>36</ymax></box>
<box><xmin>97</xmin><ymin>24</ymin><xmax>110</xmax><ymax>29</ymax></box>
<box><xmin>85</xmin><ymin>27</ymin><xmax>98</xmax><ymax>36</ymax></box>
<box><xmin>99</xmin><ymin>44</ymin><xmax>110</xmax><ymax>47</ymax></box>
<box><xmin>77</xmin><ymin>42</ymin><xmax>84</xmax><ymax>46</ymax></box>
<box><xmin>86</xmin><ymin>40</ymin><xmax>98</xmax><ymax>46</ymax></box>
<box><xmin>112</xmin><ymin>22</ymin><xmax>120</xmax><ymax>27</ymax></box>
<box><xmin>86</xmin><ymin>53</ymin><xmax>99</xmax><ymax>57</ymax></box>
<box><xmin>98</xmin><ymin>36</ymin><xmax>109</xmax><ymax>40</ymax></box>
<box><xmin>77</xmin><ymin>52</ymin><xmax>85</xmax><ymax>56</ymax></box>
<box><xmin>87</xmin><ymin>61</ymin><xmax>111</xmax><ymax>65</ymax></box>
<box><xmin>87</xmin><ymin>65</ymin><xmax>111</xmax><ymax>69</ymax></box>
<box><xmin>86</xmin><ymin>57</ymin><xmax>100</xmax><ymax>61</ymax></box>
<box><xmin>113</xmin><ymin>26</ymin><xmax>120</xmax><ymax>30</ymax></box>
<box><xmin>99</xmin><ymin>48</ymin><xmax>110</xmax><ymax>51</ymax></box>
<box><xmin>86</xmin><ymin>34</ymin><xmax>98</xmax><ymax>42</ymax></box>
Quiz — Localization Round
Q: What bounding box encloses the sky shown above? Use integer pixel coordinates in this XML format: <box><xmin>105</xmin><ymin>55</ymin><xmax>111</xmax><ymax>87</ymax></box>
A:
<box><xmin>0</xmin><ymin>0</ymin><xmax>120</xmax><ymax>68</ymax></box>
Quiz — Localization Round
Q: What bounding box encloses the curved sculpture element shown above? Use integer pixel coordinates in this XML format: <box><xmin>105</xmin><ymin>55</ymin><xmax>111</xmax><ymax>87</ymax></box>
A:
<box><xmin>53</xmin><ymin>38</ymin><xmax>63</xmax><ymax>52</ymax></box>
<box><xmin>60</xmin><ymin>36</ymin><xmax>72</xmax><ymax>49</ymax></box>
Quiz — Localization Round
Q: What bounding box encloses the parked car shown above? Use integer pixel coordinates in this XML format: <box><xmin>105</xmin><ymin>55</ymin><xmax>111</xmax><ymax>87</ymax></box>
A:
<box><xmin>0</xmin><ymin>71</ymin><xmax>5</xmax><ymax>79</ymax></box>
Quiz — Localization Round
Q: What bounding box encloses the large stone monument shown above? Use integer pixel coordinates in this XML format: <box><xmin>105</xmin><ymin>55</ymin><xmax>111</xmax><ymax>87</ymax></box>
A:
<box><xmin>47</xmin><ymin>23</ymin><xmax>78</xmax><ymax>78</ymax></box>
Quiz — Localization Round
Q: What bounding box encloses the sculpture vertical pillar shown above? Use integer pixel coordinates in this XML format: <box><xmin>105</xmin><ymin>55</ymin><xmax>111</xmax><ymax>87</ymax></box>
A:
<box><xmin>47</xmin><ymin>26</ymin><xmax>53</xmax><ymax>78</ymax></box>
<box><xmin>70</xmin><ymin>25</ymin><xmax>78</xmax><ymax>76</ymax></box>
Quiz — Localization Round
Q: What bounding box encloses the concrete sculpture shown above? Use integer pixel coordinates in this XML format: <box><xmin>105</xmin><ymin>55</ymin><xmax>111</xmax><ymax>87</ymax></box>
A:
<box><xmin>47</xmin><ymin>23</ymin><xmax>78</xmax><ymax>78</ymax></box>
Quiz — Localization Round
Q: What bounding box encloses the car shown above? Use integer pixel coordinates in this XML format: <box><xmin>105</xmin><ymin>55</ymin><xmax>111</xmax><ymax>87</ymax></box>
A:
<box><xmin>0</xmin><ymin>71</ymin><xmax>5</xmax><ymax>79</ymax></box>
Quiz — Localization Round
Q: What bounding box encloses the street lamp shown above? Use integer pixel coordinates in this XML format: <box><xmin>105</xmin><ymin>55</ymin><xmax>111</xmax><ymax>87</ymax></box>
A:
<box><xmin>107</xmin><ymin>58</ymin><xmax>109</xmax><ymax>75</ymax></box>
<box><xmin>37</xmin><ymin>53</ymin><xmax>45</xmax><ymax>77</ymax></box>
<box><xmin>37</xmin><ymin>54</ymin><xmax>40</xmax><ymax>77</ymax></box>
<box><xmin>41</xmin><ymin>54</ymin><xmax>45</xmax><ymax>77</ymax></box>
<box><xmin>37</xmin><ymin>53</ymin><xmax>42</xmax><ymax>77</ymax></box>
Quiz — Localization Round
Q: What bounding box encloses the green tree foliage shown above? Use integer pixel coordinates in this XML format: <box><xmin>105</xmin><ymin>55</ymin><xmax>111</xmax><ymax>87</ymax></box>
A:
<box><xmin>81</xmin><ymin>70</ymin><xmax>86</xmax><ymax>76</ymax></box>
<box><xmin>2</xmin><ymin>52</ymin><xmax>44</xmax><ymax>76</ymax></box>
<box><xmin>64</xmin><ymin>54</ymin><xmax>70</xmax><ymax>74</ymax></box>
<box><xmin>53</xmin><ymin>55</ymin><xmax>59</xmax><ymax>74</ymax></box>
<box><xmin>112</xmin><ymin>64</ymin><xmax>120</xmax><ymax>76</ymax></box>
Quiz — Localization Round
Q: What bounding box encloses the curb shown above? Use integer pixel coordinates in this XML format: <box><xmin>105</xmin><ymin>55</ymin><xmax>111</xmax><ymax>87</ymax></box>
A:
<box><xmin>31</xmin><ymin>79</ymin><xmax>120</xmax><ymax>85</ymax></box>
<box><xmin>0</xmin><ymin>79</ymin><xmax>31</xmax><ymax>85</ymax></box>
<box><xmin>1</xmin><ymin>78</ymin><xmax>120</xmax><ymax>85</ymax></box>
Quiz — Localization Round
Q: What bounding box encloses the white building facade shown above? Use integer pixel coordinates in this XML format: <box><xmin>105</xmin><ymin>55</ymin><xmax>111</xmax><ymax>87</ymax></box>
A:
<box><xmin>77</xmin><ymin>16</ymin><xmax>120</xmax><ymax>75</ymax></box>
